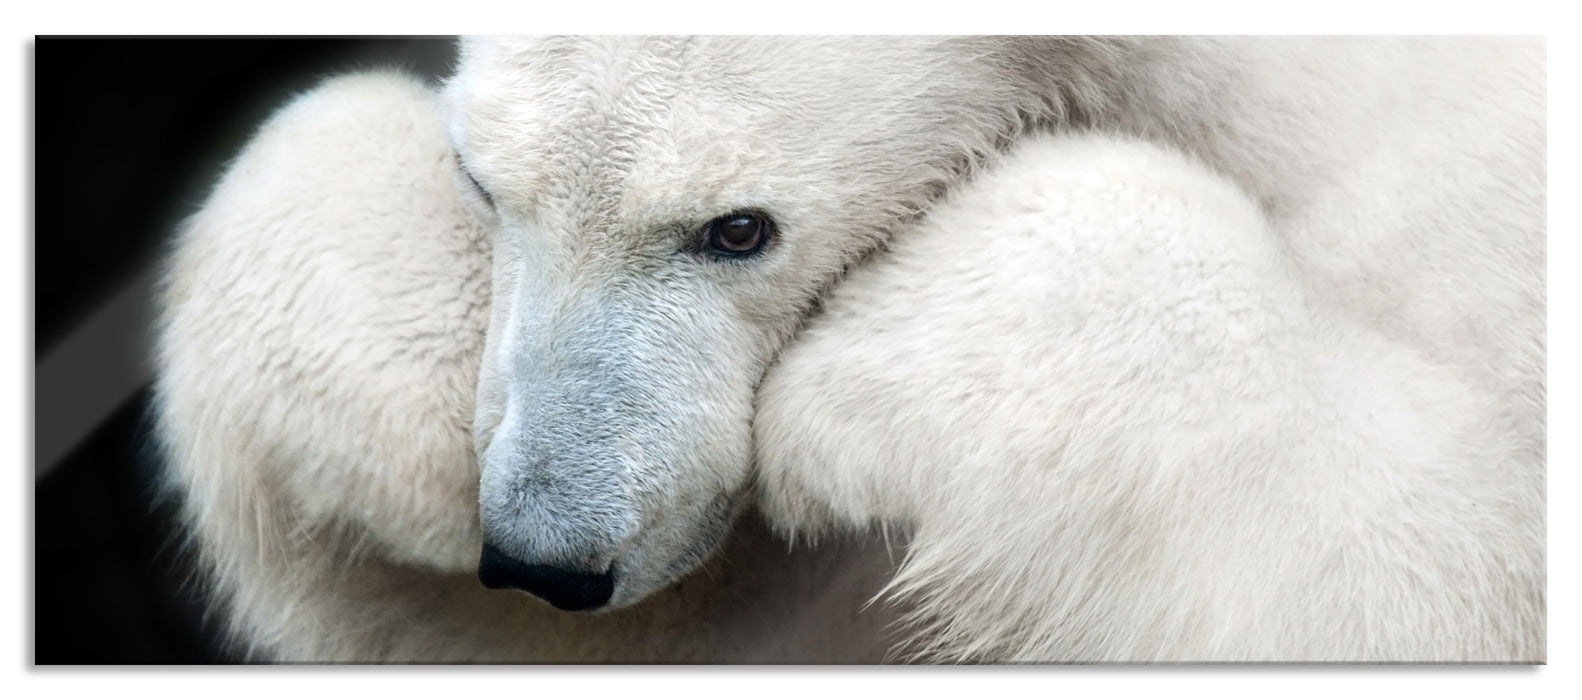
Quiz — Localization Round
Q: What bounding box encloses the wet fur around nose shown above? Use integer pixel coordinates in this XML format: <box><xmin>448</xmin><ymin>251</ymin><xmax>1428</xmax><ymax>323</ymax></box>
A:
<box><xmin>470</xmin><ymin>240</ymin><xmax>764</xmax><ymax>606</ymax></box>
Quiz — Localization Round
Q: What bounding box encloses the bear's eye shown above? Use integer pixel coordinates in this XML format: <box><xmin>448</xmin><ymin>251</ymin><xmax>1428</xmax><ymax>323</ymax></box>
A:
<box><xmin>702</xmin><ymin>211</ymin><xmax>774</xmax><ymax>258</ymax></box>
<box><xmin>455</xmin><ymin>154</ymin><xmax>495</xmax><ymax>208</ymax></box>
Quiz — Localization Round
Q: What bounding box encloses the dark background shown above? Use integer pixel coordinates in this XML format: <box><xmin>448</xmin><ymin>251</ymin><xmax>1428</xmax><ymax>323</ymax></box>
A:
<box><xmin>33</xmin><ymin>37</ymin><xmax>458</xmax><ymax>664</ymax></box>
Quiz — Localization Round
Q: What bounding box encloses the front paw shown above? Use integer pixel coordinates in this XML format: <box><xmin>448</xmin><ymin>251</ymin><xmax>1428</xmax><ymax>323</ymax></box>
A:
<box><xmin>751</xmin><ymin>300</ymin><xmax>944</xmax><ymax>537</ymax></box>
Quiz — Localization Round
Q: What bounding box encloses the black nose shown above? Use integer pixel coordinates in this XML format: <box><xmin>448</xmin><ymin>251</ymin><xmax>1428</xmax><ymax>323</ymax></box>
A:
<box><xmin>478</xmin><ymin>543</ymin><xmax>615</xmax><ymax>611</ymax></box>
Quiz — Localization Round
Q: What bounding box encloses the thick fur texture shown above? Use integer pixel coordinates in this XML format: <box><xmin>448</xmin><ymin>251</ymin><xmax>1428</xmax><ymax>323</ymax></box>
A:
<box><xmin>756</xmin><ymin>134</ymin><xmax>1543</xmax><ymax>662</ymax></box>
<box><xmin>154</xmin><ymin>37</ymin><xmax>1544</xmax><ymax>662</ymax></box>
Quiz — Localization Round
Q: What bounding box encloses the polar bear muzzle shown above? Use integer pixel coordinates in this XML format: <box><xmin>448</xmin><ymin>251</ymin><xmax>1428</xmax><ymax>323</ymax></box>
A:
<box><xmin>470</xmin><ymin>249</ymin><xmax>765</xmax><ymax>609</ymax></box>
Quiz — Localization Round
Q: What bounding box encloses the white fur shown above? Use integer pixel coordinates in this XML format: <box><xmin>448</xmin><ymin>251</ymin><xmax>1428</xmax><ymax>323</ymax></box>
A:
<box><xmin>756</xmin><ymin>134</ymin><xmax>1543</xmax><ymax>662</ymax></box>
<box><xmin>154</xmin><ymin>37</ymin><xmax>1544</xmax><ymax>662</ymax></box>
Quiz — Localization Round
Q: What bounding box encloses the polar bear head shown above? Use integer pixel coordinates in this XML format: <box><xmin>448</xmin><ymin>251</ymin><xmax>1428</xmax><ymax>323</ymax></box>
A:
<box><xmin>442</xmin><ymin>36</ymin><xmax>1087</xmax><ymax>609</ymax></box>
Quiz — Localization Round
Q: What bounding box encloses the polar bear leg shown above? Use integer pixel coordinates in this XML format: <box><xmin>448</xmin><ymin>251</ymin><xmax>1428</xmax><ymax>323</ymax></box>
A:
<box><xmin>753</xmin><ymin>134</ymin><xmax>1544</xmax><ymax>662</ymax></box>
<box><xmin>154</xmin><ymin>70</ymin><xmax>494</xmax><ymax>656</ymax></box>
<box><xmin>156</xmin><ymin>71</ymin><xmax>492</xmax><ymax>574</ymax></box>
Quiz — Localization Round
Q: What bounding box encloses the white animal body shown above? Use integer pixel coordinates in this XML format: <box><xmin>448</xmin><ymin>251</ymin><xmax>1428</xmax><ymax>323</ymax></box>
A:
<box><xmin>152</xmin><ymin>36</ymin><xmax>1544</xmax><ymax>662</ymax></box>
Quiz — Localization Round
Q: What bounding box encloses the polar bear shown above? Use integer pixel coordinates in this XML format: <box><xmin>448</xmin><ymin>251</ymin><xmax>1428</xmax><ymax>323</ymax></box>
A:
<box><xmin>153</xmin><ymin>36</ymin><xmax>1544</xmax><ymax>662</ymax></box>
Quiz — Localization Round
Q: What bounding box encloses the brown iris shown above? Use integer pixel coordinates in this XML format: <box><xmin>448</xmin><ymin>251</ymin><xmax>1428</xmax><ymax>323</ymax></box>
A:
<box><xmin>704</xmin><ymin>212</ymin><xmax>774</xmax><ymax>257</ymax></box>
